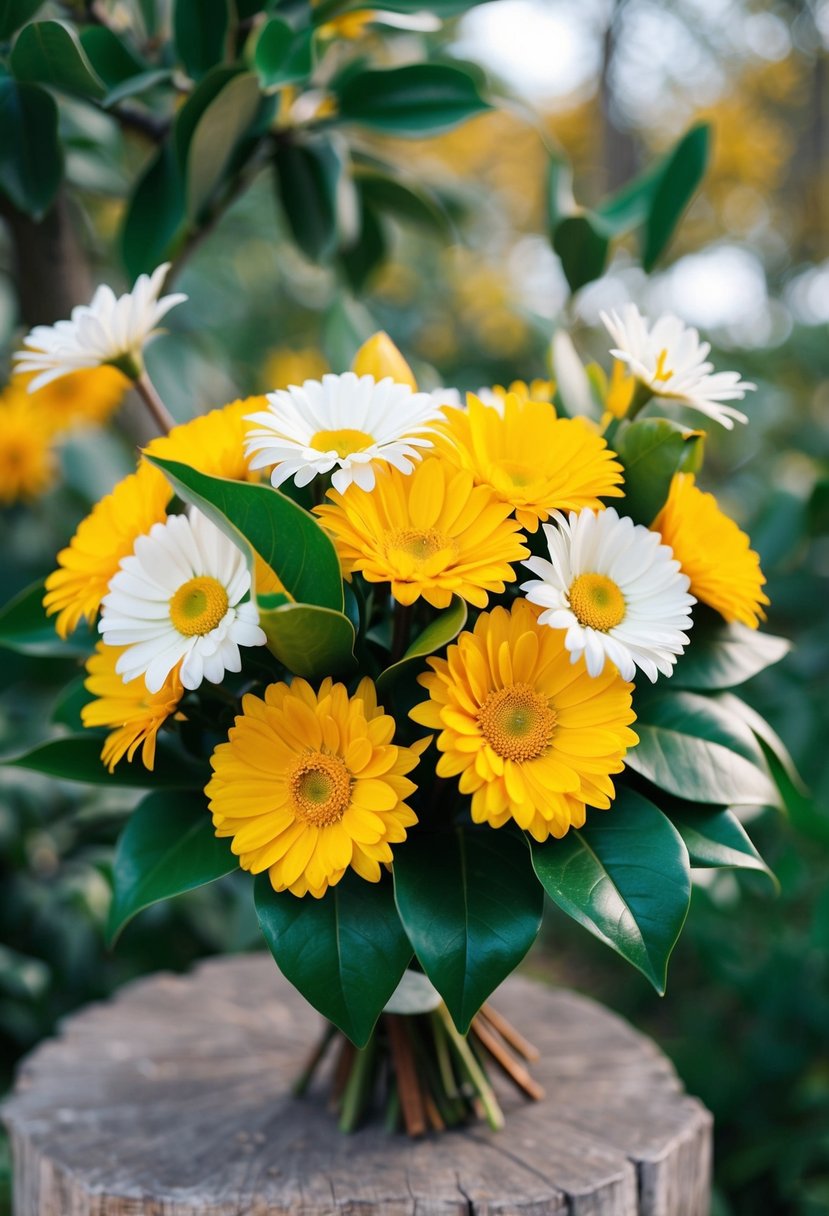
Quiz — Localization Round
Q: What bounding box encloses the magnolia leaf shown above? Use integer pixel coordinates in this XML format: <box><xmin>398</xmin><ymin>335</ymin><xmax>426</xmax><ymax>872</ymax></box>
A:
<box><xmin>0</xmin><ymin>78</ymin><xmax>61</xmax><ymax>218</ymax></box>
<box><xmin>11</xmin><ymin>20</ymin><xmax>106</xmax><ymax>99</ymax></box>
<box><xmin>0</xmin><ymin>580</ymin><xmax>92</xmax><ymax>657</ymax></box>
<box><xmin>531</xmin><ymin>788</ymin><xmax>691</xmax><ymax>992</ymax></box>
<box><xmin>336</xmin><ymin>64</ymin><xmax>491</xmax><ymax>136</ymax></box>
<box><xmin>258</xmin><ymin>602</ymin><xmax>356</xmax><ymax>680</ymax></box>
<box><xmin>672</xmin><ymin>621</ymin><xmax>791</xmax><ymax>691</ymax></box>
<box><xmin>377</xmin><ymin>596</ymin><xmax>467</xmax><ymax>694</ymax></box>
<box><xmin>3</xmin><ymin>736</ymin><xmax>205</xmax><ymax>788</ymax></box>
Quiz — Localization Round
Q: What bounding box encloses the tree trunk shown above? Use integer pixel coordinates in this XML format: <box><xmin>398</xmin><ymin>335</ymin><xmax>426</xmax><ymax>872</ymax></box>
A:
<box><xmin>0</xmin><ymin>191</ymin><xmax>92</xmax><ymax>327</ymax></box>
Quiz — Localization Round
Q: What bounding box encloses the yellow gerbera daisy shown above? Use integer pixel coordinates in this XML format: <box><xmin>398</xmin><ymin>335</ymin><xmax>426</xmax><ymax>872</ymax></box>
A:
<box><xmin>44</xmin><ymin>398</ymin><xmax>274</xmax><ymax>637</ymax></box>
<box><xmin>262</xmin><ymin>347</ymin><xmax>329</xmax><ymax>391</ymax></box>
<box><xmin>206</xmin><ymin>677</ymin><xmax>425</xmax><ymax>898</ymax></box>
<box><xmin>0</xmin><ymin>384</ymin><xmax>56</xmax><ymax>505</ymax></box>
<box><xmin>314</xmin><ymin>455</ymin><xmax>529</xmax><ymax>608</ymax></box>
<box><xmin>487</xmin><ymin>379</ymin><xmax>556</xmax><ymax>406</ymax></box>
<box><xmin>16</xmin><ymin>366</ymin><xmax>129</xmax><ymax>433</ymax></box>
<box><xmin>44</xmin><ymin>464</ymin><xmax>170</xmax><ymax>637</ymax></box>
<box><xmin>652</xmin><ymin>473</ymin><xmax>769</xmax><ymax>628</ymax></box>
<box><xmin>439</xmin><ymin>393</ymin><xmax>624</xmax><ymax>531</ymax></box>
<box><xmin>410</xmin><ymin>600</ymin><xmax>638</xmax><ymax>841</ymax></box>
<box><xmin>82</xmin><ymin>642</ymin><xmax>184</xmax><ymax>772</ymax></box>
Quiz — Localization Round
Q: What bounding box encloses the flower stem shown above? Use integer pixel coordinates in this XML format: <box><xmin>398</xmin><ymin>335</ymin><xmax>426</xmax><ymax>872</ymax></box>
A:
<box><xmin>134</xmin><ymin>371</ymin><xmax>176</xmax><ymax>434</ymax></box>
<box><xmin>390</xmin><ymin>601</ymin><xmax>412</xmax><ymax>665</ymax></box>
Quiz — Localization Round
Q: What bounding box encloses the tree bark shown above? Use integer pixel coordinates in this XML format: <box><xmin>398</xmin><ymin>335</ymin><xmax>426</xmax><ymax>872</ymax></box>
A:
<box><xmin>0</xmin><ymin>190</ymin><xmax>92</xmax><ymax>327</ymax></box>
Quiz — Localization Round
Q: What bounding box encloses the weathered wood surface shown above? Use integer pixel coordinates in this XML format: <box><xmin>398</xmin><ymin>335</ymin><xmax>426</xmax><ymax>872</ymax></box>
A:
<box><xmin>2</xmin><ymin>954</ymin><xmax>712</xmax><ymax>1216</ymax></box>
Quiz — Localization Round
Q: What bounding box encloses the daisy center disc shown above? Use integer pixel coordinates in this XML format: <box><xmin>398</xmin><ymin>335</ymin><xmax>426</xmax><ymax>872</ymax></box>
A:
<box><xmin>169</xmin><ymin>576</ymin><xmax>229</xmax><ymax>637</ymax></box>
<box><xmin>290</xmin><ymin>752</ymin><xmax>352</xmax><ymax>826</ymax></box>
<box><xmin>568</xmin><ymin>573</ymin><xmax>625</xmax><ymax>632</ymax></box>
<box><xmin>653</xmin><ymin>348</ymin><xmax>674</xmax><ymax>384</ymax></box>
<box><xmin>477</xmin><ymin>683</ymin><xmax>556</xmax><ymax>763</ymax></box>
<box><xmin>385</xmin><ymin>527</ymin><xmax>455</xmax><ymax>565</ymax></box>
<box><xmin>310</xmin><ymin>427</ymin><xmax>375</xmax><ymax>458</ymax></box>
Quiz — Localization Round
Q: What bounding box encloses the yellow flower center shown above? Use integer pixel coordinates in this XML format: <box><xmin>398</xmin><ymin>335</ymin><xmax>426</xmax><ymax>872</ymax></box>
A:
<box><xmin>652</xmin><ymin>349</ymin><xmax>674</xmax><ymax>384</ymax></box>
<box><xmin>289</xmin><ymin>752</ymin><xmax>352</xmax><ymax>826</ymax></box>
<box><xmin>169</xmin><ymin>576</ymin><xmax>229</xmax><ymax>637</ymax></box>
<box><xmin>385</xmin><ymin>528</ymin><xmax>456</xmax><ymax>565</ymax></box>
<box><xmin>494</xmin><ymin>460</ymin><xmax>537</xmax><ymax>489</ymax></box>
<box><xmin>568</xmin><ymin>573</ymin><xmax>625</xmax><ymax>632</ymax></box>
<box><xmin>310</xmin><ymin>427</ymin><xmax>375</xmax><ymax>458</ymax></box>
<box><xmin>478</xmin><ymin>683</ymin><xmax>556</xmax><ymax>763</ymax></box>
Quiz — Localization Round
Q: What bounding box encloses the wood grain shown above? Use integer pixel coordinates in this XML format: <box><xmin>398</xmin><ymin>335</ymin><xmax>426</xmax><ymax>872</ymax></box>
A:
<box><xmin>2</xmin><ymin>954</ymin><xmax>712</xmax><ymax>1215</ymax></box>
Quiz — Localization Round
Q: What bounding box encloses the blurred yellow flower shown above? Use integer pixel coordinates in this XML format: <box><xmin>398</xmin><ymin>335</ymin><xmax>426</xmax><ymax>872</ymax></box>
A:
<box><xmin>604</xmin><ymin>360</ymin><xmax>635</xmax><ymax>420</ymax></box>
<box><xmin>653</xmin><ymin>473</ymin><xmax>769</xmax><ymax>629</ymax></box>
<box><xmin>82</xmin><ymin>642</ymin><xmax>184</xmax><ymax>772</ymax></box>
<box><xmin>15</xmin><ymin>366</ymin><xmax>129</xmax><ymax>433</ymax></box>
<box><xmin>315</xmin><ymin>454</ymin><xmax>528</xmax><ymax>608</ymax></box>
<box><xmin>143</xmin><ymin>396</ymin><xmax>266</xmax><ymax>484</ymax></box>
<box><xmin>262</xmin><ymin>347</ymin><xmax>329</xmax><ymax>391</ymax></box>
<box><xmin>0</xmin><ymin>384</ymin><xmax>56</xmax><ymax>506</ymax></box>
<box><xmin>439</xmin><ymin>393</ymin><xmax>624</xmax><ymax>531</ymax></box>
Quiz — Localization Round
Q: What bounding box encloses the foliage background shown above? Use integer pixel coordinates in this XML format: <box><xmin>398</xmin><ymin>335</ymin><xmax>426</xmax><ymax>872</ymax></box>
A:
<box><xmin>0</xmin><ymin>0</ymin><xmax>827</xmax><ymax>1213</ymax></box>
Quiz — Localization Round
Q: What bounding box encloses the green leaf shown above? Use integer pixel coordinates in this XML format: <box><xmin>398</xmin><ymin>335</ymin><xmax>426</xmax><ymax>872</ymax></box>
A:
<box><xmin>332</xmin><ymin>0</ymin><xmax>488</xmax><ymax>14</ymax></box>
<box><xmin>339</xmin><ymin>193</ymin><xmax>386</xmax><ymax>292</ymax></box>
<box><xmin>51</xmin><ymin>675</ymin><xmax>92</xmax><ymax>730</ymax></box>
<box><xmin>11</xmin><ymin>20</ymin><xmax>106</xmax><ymax>99</ymax></box>
<box><xmin>253</xmin><ymin>18</ymin><xmax>313</xmax><ymax>90</ymax></box>
<box><xmin>394</xmin><ymin>828</ymin><xmax>543</xmax><ymax>1033</ymax></box>
<box><xmin>3</xmin><ymin>736</ymin><xmax>205</xmax><ymax>788</ymax></box>
<box><xmin>714</xmin><ymin>692</ymin><xmax>807</xmax><ymax>794</ymax></box>
<box><xmin>666</xmin><ymin>802</ymin><xmax>774</xmax><ymax>880</ymax></box>
<box><xmin>0</xmin><ymin>0</ymin><xmax>45</xmax><ymax>39</ymax></box>
<box><xmin>103</xmin><ymin>67</ymin><xmax>171</xmax><ymax>108</ymax></box>
<box><xmin>0</xmin><ymin>579</ymin><xmax>92</xmax><ymax>657</ymax></box>
<box><xmin>627</xmin><ymin>689</ymin><xmax>780</xmax><ymax>807</ymax></box>
<box><xmin>642</xmin><ymin>123</ymin><xmax>710</xmax><ymax>270</ymax></box>
<box><xmin>0</xmin><ymin>77</ymin><xmax>61</xmax><ymax>217</ymax></box>
<box><xmin>79</xmin><ymin>25</ymin><xmax>145</xmax><ymax>87</ymax></box>
<box><xmin>552</xmin><ymin>214</ymin><xmax>609</xmax><ymax>295</ymax></box>
<box><xmin>255</xmin><ymin>871</ymin><xmax>411</xmax><ymax>1046</ymax></box>
<box><xmin>358</xmin><ymin>170</ymin><xmax>451</xmax><ymax>237</ymax></box>
<box><xmin>146</xmin><ymin>457</ymin><xmax>344</xmax><ymax>610</ymax></box>
<box><xmin>259</xmin><ymin>602</ymin><xmax>356</xmax><ymax>680</ymax></box>
<box><xmin>108</xmin><ymin>790</ymin><xmax>237</xmax><ymax>943</ymax></box>
<box><xmin>377</xmin><ymin>596</ymin><xmax>467</xmax><ymax>694</ymax></box>
<box><xmin>615</xmin><ymin>418</ymin><xmax>704</xmax><ymax>525</ymax></box>
<box><xmin>672</xmin><ymin>620</ymin><xmax>791</xmax><ymax>691</ymax></box>
<box><xmin>530</xmin><ymin>788</ymin><xmax>691</xmax><ymax>992</ymax></box>
<box><xmin>186</xmin><ymin>71</ymin><xmax>262</xmax><ymax>221</ymax></box>
<box><xmin>173</xmin><ymin>66</ymin><xmax>242</xmax><ymax>163</ymax></box>
<box><xmin>173</xmin><ymin>0</ymin><xmax>229</xmax><ymax>79</ymax></box>
<box><xmin>336</xmin><ymin>64</ymin><xmax>491</xmax><ymax>135</ymax></box>
<box><xmin>120</xmin><ymin>143</ymin><xmax>184</xmax><ymax>279</ymax></box>
<box><xmin>274</xmin><ymin>136</ymin><xmax>342</xmax><ymax>262</ymax></box>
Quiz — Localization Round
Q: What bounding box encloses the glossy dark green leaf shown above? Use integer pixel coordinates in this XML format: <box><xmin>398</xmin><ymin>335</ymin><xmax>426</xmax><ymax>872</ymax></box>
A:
<box><xmin>259</xmin><ymin>602</ymin><xmax>356</xmax><ymax>679</ymax></box>
<box><xmin>11</xmin><ymin>20</ymin><xmax>106</xmax><ymax>98</ymax></box>
<box><xmin>79</xmin><ymin>25</ymin><xmax>145</xmax><ymax>87</ymax></box>
<box><xmin>0</xmin><ymin>0</ymin><xmax>44</xmax><ymax>38</ymax></box>
<box><xmin>377</xmin><ymin>596</ymin><xmax>467</xmax><ymax>694</ymax></box>
<box><xmin>103</xmin><ymin>67</ymin><xmax>172</xmax><ymax>107</ymax></box>
<box><xmin>336</xmin><ymin>64</ymin><xmax>491</xmax><ymax>135</ymax></box>
<box><xmin>274</xmin><ymin>137</ymin><xmax>342</xmax><ymax>262</ymax></box>
<box><xmin>146</xmin><ymin>456</ymin><xmax>344</xmax><ymax>611</ymax></box>
<box><xmin>714</xmin><ymin>692</ymin><xmax>807</xmax><ymax>793</ymax></box>
<box><xmin>173</xmin><ymin>66</ymin><xmax>242</xmax><ymax>163</ymax></box>
<box><xmin>552</xmin><ymin>214</ymin><xmax>609</xmax><ymax>295</ymax></box>
<box><xmin>51</xmin><ymin>675</ymin><xmax>92</xmax><ymax>730</ymax></box>
<box><xmin>253</xmin><ymin>17</ymin><xmax>313</xmax><ymax>89</ymax></box>
<box><xmin>339</xmin><ymin>195</ymin><xmax>386</xmax><ymax>292</ymax></box>
<box><xmin>615</xmin><ymin>418</ymin><xmax>704</xmax><ymax>524</ymax></box>
<box><xmin>530</xmin><ymin>788</ymin><xmax>691</xmax><ymax>992</ymax></box>
<box><xmin>330</xmin><ymin>0</ymin><xmax>489</xmax><ymax>13</ymax></box>
<box><xmin>3</xmin><ymin>736</ymin><xmax>205</xmax><ymax>788</ymax></box>
<box><xmin>667</xmin><ymin>802</ymin><xmax>774</xmax><ymax>879</ymax></box>
<box><xmin>0</xmin><ymin>579</ymin><xmax>92</xmax><ymax>657</ymax></box>
<box><xmin>394</xmin><ymin>828</ymin><xmax>543</xmax><ymax>1032</ymax></box>
<box><xmin>120</xmin><ymin>143</ymin><xmax>184</xmax><ymax>278</ymax></box>
<box><xmin>255</xmin><ymin>871</ymin><xmax>411</xmax><ymax>1046</ymax></box>
<box><xmin>186</xmin><ymin>71</ymin><xmax>262</xmax><ymax>221</ymax></box>
<box><xmin>173</xmin><ymin>0</ymin><xmax>229</xmax><ymax>79</ymax></box>
<box><xmin>672</xmin><ymin>621</ymin><xmax>791</xmax><ymax>691</ymax></box>
<box><xmin>107</xmin><ymin>790</ymin><xmax>237</xmax><ymax>943</ymax></box>
<box><xmin>358</xmin><ymin>170</ymin><xmax>451</xmax><ymax>236</ymax></box>
<box><xmin>642</xmin><ymin>123</ymin><xmax>710</xmax><ymax>270</ymax></box>
<box><xmin>627</xmin><ymin>690</ymin><xmax>779</xmax><ymax>807</ymax></box>
<box><xmin>0</xmin><ymin>77</ymin><xmax>61</xmax><ymax>217</ymax></box>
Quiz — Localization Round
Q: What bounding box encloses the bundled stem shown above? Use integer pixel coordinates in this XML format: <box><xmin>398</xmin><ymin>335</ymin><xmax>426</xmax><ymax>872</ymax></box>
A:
<box><xmin>293</xmin><ymin>1001</ymin><xmax>542</xmax><ymax>1136</ymax></box>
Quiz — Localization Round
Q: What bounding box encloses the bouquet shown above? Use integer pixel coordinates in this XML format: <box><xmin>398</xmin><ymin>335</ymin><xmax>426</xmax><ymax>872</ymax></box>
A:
<box><xmin>2</xmin><ymin>265</ymin><xmax>789</xmax><ymax>1135</ymax></box>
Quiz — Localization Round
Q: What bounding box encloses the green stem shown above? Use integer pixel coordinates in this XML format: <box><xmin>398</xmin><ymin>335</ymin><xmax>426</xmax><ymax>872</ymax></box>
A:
<box><xmin>338</xmin><ymin>1036</ymin><xmax>378</xmax><ymax>1133</ymax></box>
<box><xmin>134</xmin><ymin>370</ymin><xmax>176</xmax><ymax>435</ymax></box>
<box><xmin>390</xmin><ymin>601</ymin><xmax>412</xmax><ymax>665</ymax></box>
<box><xmin>435</xmin><ymin>1005</ymin><xmax>505</xmax><ymax>1132</ymax></box>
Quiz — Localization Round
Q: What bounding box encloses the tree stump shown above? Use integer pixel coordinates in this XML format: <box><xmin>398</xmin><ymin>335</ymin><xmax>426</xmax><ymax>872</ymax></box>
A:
<box><xmin>2</xmin><ymin>954</ymin><xmax>712</xmax><ymax>1215</ymax></box>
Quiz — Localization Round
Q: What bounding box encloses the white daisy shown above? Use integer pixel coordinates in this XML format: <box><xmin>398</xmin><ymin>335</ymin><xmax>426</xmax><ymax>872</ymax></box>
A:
<box><xmin>99</xmin><ymin>509</ymin><xmax>266</xmax><ymax>694</ymax></box>
<box><xmin>521</xmin><ymin>507</ymin><xmax>695</xmax><ymax>682</ymax></box>
<box><xmin>245</xmin><ymin>371</ymin><xmax>443</xmax><ymax>494</ymax></box>
<box><xmin>14</xmin><ymin>263</ymin><xmax>187</xmax><ymax>391</ymax></box>
<box><xmin>600</xmin><ymin>303</ymin><xmax>755</xmax><ymax>429</ymax></box>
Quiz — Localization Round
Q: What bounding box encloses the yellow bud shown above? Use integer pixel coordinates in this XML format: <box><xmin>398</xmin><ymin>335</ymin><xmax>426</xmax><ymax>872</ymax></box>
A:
<box><xmin>352</xmin><ymin>331</ymin><xmax>418</xmax><ymax>391</ymax></box>
<box><xmin>606</xmin><ymin>359</ymin><xmax>636</xmax><ymax>419</ymax></box>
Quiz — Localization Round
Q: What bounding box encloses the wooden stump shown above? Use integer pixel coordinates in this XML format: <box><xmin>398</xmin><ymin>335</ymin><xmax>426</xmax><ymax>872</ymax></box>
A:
<box><xmin>2</xmin><ymin>954</ymin><xmax>712</xmax><ymax>1216</ymax></box>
